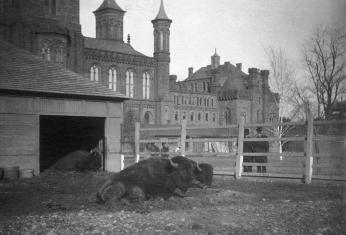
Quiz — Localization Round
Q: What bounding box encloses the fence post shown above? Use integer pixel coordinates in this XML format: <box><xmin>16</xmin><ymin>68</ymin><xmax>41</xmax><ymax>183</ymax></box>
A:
<box><xmin>135</xmin><ymin>122</ymin><xmax>140</xmax><ymax>163</ymax></box>
<box><xmin>305</xmin><ymin>111</ymin><xmax>314</xmax><ymax>184</ymax></box>
<box><xmin>236</xmin><ymin>116</ymin><xmax>245</xmax><ymax>179</ymax></box>
<box><xmin>180</xmin><ymin>119</ymin><xmax>187</xmax><ymax>156</ymax></box>
<box><xmin>120</xmin><ymin>154</ymin><xmax>124</xmax><ymax>170</ymax></box>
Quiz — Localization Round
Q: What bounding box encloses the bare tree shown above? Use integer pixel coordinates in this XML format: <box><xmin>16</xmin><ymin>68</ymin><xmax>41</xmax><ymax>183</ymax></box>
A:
<box><xmin>265</xmin><ymin>46</ymin><xmax>299</xmax><ymax>154</ymax></box>
<box><xmin>266</xmin><ymin>46</ymin><xmax>296</xmax><ymax>119</ymax></box>
<box><xmin>303</xmin><ymin>25</ymin><xmax>346</xmax><ymax>119</ymax></box>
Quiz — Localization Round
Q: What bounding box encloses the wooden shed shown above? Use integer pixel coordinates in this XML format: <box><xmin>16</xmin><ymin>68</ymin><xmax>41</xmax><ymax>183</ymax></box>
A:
<box><xmin>0</xmin><ymin>40</ymin><xmax>128</xmax><ymax>174</ymax></box>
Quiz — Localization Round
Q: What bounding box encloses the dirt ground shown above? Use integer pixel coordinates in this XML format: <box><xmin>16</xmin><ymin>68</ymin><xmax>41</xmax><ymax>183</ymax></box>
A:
<box><xmin>0</xmin><ymin>170</ymin><xmax>345</xmax><ymax>235</ymax></box>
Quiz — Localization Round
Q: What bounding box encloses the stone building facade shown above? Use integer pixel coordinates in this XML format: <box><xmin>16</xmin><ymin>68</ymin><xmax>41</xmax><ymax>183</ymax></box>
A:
<box><xmin>0</xmin><ymin>0</ymin><xmax>279</xmax><ymax>129</ymax></box>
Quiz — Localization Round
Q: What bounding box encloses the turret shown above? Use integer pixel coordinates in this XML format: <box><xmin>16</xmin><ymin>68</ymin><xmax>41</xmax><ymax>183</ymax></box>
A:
<box><xmin>211</xmin><ymin>49</ymin><xmax>220</xmax><ymax>69</ymax></box>
<box><xmin>152</xmin><ymin>0</ymin><xmax>172</xmax><ymax>99</ymax></box>
<box><xmin>94</xmin><ymin>0</ymin><xmax>125</xmax><ymax>42</ymax></box>
<box><xmin>261</xmin><ymin>70</ymin><xmax>269</xmax><ymax>88</ymax></box>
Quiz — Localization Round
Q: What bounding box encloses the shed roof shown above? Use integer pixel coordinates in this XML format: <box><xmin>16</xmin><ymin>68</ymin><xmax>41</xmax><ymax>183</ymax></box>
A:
<box><xmin>0</xmin><ymin>40</ymin><xmax>127</xmax><ymax>101</ymax></box>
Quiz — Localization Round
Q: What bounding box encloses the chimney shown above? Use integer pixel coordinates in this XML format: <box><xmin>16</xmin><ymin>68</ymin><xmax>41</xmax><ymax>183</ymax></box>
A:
<box><xmin>169</xmin><ymin>75</ymin><xmax>177</xmax><ymax>90</ymax></box>
<box><xmin>188</xmin><ymin>67</ymin><xmax>194</xmax><ymax>78</ymax></box>
<box><xmin>236</xmin><ymin>63</ymin><xmax>242</xmax><ymax>71</ymax></box>
<box><xmin>248</xmin><ymin>68</ymin><xmax>259</xmax><ymax>74</ymax></box>
<box><xmin>261</xmin><ymin>70</ymin><xmax>270</xmax><ymax>88</ymax></box>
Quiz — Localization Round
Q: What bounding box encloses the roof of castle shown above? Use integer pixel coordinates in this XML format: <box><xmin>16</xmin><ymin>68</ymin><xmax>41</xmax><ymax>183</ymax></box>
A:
<box><xmin>94</xmin><ymin>0</ymin><xmax>124</xmax><ymax>13</ymax></box>
<box><xmin>0</xmin><ymin>40</ymin><xmax>127</xmax><ymax>101</ymax></box>
<box><xmin>84</xmin><ymin>37</ymin><xmax>150</xmax><ymax>58</ymax></box>
<box><xmin>185</xmin><ymin>67</ymin><xmax>210</xmax><ymax>81</ymax></box>
<box><xmin>154</xmin><ymin>0</ymin><xmax>171</xmax><ymax>21</ymax></box>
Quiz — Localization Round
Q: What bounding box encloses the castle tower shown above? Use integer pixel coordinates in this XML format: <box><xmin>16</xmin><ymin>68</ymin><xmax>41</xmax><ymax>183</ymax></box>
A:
<box><xmin>152</xmin><ymin>0</ymin><xmax>172</xmax><ymax>100</ymax></box>
<box><xmin>211</xmin><ymin>49</ymin><xmax>220</xmax><ymax>69</ymax></box>
<box><xmin>94</xmin><ymin>0</ymin><xmax>125</xmax><ymax>42</ymax></box>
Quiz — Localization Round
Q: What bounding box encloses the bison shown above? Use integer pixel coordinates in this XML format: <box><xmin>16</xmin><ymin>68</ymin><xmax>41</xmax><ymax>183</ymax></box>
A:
<box><xmin>96</xmin><ymin>156</ymin><xmax>210</xmax><ymax>204</ymax></box>
<box><xmin>52</xmin><ymin>148</ymin><xmax>101</xmax><ymax>172</ymax></box>
<box><xmin>194</xmin><ymin>163</ymin><xmax>213</xmax><ymax>187</ymax></box>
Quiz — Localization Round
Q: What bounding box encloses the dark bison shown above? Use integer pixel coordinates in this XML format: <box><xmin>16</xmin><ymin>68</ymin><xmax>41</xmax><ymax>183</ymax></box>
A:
<box><xmin>52</xmin><ymin>149</ymin><xmax>101</xmax><ymax>171</ymax></box>
<box><xmin>96</xmin><ymin>156</ymin><xmax>207</xmax><ymax>203</ymax></box>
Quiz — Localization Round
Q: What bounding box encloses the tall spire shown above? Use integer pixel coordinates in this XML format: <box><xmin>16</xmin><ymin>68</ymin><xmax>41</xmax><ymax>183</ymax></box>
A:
<box><xmin>154</xmin><ymin>0</ymin><xmax>170</xmax><ymax>20</ymax></box>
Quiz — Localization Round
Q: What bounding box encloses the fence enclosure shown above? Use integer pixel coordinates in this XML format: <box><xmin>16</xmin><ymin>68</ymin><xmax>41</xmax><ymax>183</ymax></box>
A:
<box><xmin>121</xmin><ymin>115</ymin><xmax>346</xmax><ymax>184</ymax></box>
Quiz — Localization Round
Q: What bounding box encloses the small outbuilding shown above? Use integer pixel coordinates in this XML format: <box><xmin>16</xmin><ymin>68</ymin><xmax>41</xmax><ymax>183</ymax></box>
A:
<box><xmin>0</xmin><ymin>40</ymin><xmax>128</xmax><ymax>174</ymax></box>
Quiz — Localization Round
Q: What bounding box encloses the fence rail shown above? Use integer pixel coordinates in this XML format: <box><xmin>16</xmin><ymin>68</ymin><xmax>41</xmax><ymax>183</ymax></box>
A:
<box><xmin>122</xmin><ymin>113</ymin><xmax>346</xmax><ymax>184</ymax></box>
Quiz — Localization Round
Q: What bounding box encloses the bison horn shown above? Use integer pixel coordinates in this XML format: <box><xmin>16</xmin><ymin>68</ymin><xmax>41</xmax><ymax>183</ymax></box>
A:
<box><xmin>196</xmin><ymin>162</ymin><xmax>202</xmax><ymax>171</ymax></box>
<box><xmin>169</xmin><ymin>158</ymin><xmax>179</xmax><ymax>168</ymax></box>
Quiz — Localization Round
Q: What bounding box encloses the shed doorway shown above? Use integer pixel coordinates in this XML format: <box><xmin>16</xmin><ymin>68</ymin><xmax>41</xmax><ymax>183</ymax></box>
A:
<box><xmin>39</xmin><ymin>115</ymin><xmax>105</xmax><ymax>172</ymax></box>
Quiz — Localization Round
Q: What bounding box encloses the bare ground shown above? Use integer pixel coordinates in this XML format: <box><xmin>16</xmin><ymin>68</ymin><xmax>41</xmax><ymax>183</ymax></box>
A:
<box><xmin>0</xmin><ymin>170</ymin><xmax>345</xmax><ymax>235</ymax></box>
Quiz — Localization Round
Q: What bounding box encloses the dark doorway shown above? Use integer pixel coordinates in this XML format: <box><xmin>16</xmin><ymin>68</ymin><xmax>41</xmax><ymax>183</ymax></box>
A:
<box><xmin>39</xmin><ymin>115</ymin><xmax>105</xmax><ymax>172</ymax></box>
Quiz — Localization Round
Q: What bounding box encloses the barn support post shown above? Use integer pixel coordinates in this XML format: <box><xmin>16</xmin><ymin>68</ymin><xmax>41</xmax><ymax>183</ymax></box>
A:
<box><xmin>235</xmin><ymin>116</ymin><xmax>245</xmax><ymax>179</ymax></box>
<box><xmin>135</xmin><ymin>122</ymin><xmax>140</xmax><ymax>162</ymax></box>
<box><xmin>180</xmin><ymin>119</ymin><xmax>187</xmax><ymax>156</ymax></box>
<box><xmin>304</xmin><ymin>111</ymin><xmax>314</xmax><ymax>184</ymax></box>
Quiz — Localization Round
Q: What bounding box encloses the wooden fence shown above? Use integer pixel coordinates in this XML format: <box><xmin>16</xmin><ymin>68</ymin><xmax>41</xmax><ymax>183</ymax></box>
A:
<box><xmin>122</xmin><ymin>114</ymin><xmax>346</xmax><ymax>184</ymax></box>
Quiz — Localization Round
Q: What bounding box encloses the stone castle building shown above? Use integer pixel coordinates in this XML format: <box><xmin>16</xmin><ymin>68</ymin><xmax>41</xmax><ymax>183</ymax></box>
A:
<box><xmin>0</xmin><ymin>0</ymin><xmax>279</xmax><ymax>128</ymax></box>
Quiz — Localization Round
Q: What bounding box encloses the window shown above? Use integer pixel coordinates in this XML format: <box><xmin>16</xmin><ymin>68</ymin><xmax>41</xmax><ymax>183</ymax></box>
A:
<box><xmin>198</xmin><ymin>113</ymin><xmax>201</xmax><ymax>121</ymax></box>
<box><xmin>159</xmin><ymin>32</ymin><xmax>163</xmax><ymax>50</ymax></box>
<box><xmin>45</xmin><ymin>0</ymin><xmax>56</xmax><ymax>15</ymax></box>
<box><xmin>259</xmin><ymin>97</ymin><xmax>262</xmax><ymax>105</ymax></box>
<box><xmin>0</xmin><ymin>0</ymin><xmax>4</xmax><ymax>14</ymax></box>
<box><xmin>205</xmin><ymin>113</ymin><xmax>209</xmax><ymax>122</ymax></box>
<box><xmin>211</xmin><ymin>99</ymin><xmax>214</xmax><ymax>107</ymax></box>
<box><xmin>41</xmin><ymin>42</ymin><xmax>51</xmax><ymax>61</ymax></box>
<box><xmin>108</xmin><ymin>67</ymin><xmax>117</xmax><ymax>91</ymax></box>
<box><xmin>126</xmin><ymin>70</ymin><xmax>134</xmax><ymax>98</ymax></box>
<box><xmin>90</xmin><ymin>64</ymin><xmax>99</xmax><ymax>81</ymax></box>
<box><xmin>175</xmin><ymin>111</ymin><xmax>179</xmax><ymax>121</ymax></box>
<box><xmin>212</xmin><ymin>113</ymin><xmax>216</xmax><ymax>123</ymax></box>
<box><xmin>55</xmin><ymin>46</ymin><xmax>65</xmax><ymax>63</ymax></box>
<box><xmin>225</xmin><ymin>108</ymin><xmax>232</xmax><ymax>125</ymax></box>
<box><xmin>182</xmin><ymin>112</ymin><xmax>186</xmax><ymax>120</ymax></box>
<box><xmin>190</xmin><ymin>112</ymin><xmax>194</xmax><ymax>121</ymax></box>
<box><xmin>257</xmin><ymin>110</ymin><xmax>260</xmax><ymax>122</ymax></box>
<box><xmin>142</xmin><ymin>72</ymin><xmax>150</xmax><ymax>99</ymax></box>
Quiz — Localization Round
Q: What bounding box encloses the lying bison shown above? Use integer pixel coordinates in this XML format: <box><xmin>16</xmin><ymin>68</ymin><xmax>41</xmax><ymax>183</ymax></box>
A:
<box><xmin>96</xmin><ymin>156</ymin><xmax>212</xmax><ymax>203</ymax></box>
<box><xmin>52</xmin><ymin>149</ymin><xmax>101</xmax><ymax>172</ymax></box>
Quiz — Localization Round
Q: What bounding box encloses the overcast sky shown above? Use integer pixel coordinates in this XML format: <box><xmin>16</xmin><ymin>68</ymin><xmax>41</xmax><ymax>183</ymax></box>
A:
<box><xmin>80</xmin><ymin>0</ymin><xmax>345</xmax><ymax>81</ymax></box>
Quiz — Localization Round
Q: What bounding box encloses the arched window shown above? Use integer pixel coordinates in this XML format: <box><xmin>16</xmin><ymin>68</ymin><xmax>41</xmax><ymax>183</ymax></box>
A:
<box><xmin>144</xmin><ymin>111</ymin><xmax>153</xmax><ymax>125</ymax></box>
<box><xmin>108</xmin><ymin>67</ymin><xmax>117</xmax><ymax>91</ymax></box>
<box><xmin>205</xmin><ymin>113</ymin><xmax>209</xmax><ymax>122</ymax></box>
<box><xmin>126</xmin><ymin>70</ymin><xmax>134</xmax><ymax>98</ymax></box>
<box><xmin>225</xmin><ymin>108</ymin><xmax>232</xmax><ymax>125</ymax></box>
<box><xmin>159</xmin><ymin>32</ymin><xmax>164</xmax><ymax>50</ymax></box>
<box><xmin>190</xmin><ymin>112</ymin><xmax>194</xmax><ymax>121</ymax></box>
<box><xmin>0</xmin><ymin>0</ymin><xmax>4</xmax><ymax>15</ymax></box>
<box><xmin>90</xmin><ymin>64</ymin><xmax>99</xmax><ymax>82</ymax></box>
<box><xmin>45</xmin><ymin>0</ymin><xmax>56</xmax><ymax>15</ymax></box>
<box><xmin>142</xmin><ymin>72</ymin><xmax>150</xmax><ymax>99</ymax></box>
<box><xmin>55</xmin><ymin>46</ymin><xmax>65</xmax><ymax>63</ymax></box>
<box><xmin>41</xmin><ymin>41</ymin><xmax>51</xmax><ymax>61</ymax></box>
